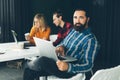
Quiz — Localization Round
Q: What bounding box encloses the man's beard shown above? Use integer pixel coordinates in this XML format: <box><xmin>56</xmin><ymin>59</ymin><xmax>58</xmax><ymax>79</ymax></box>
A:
<box><xmin>73</xmin><ymin>23</ymin><xmax>86</xmax><ymax>32</ymax></box>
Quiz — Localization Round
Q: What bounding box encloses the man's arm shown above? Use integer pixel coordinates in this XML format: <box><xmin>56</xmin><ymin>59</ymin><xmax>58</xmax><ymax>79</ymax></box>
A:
<box><xmin>67</xmin><ymin>38</ymin><xmax>99</xmax><ymax>74</ymax></box>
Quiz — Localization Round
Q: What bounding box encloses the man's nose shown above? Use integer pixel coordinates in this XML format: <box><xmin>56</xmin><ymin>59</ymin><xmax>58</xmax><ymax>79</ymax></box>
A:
<box><xmin>76</xmin><ymin>18</ymin><xmax>80</xmax><ymax>23</ymax></box>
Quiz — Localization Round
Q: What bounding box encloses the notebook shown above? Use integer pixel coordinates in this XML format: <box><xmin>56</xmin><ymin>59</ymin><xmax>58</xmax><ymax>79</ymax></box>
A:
<box><xmin>33</xmin><ymin>37</ymin><xmax>77</xmax><ymax>62</ymax></box>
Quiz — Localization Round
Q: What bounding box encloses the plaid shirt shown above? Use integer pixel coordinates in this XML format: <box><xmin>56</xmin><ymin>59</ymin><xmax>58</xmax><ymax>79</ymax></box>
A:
<box><xmin>53</xmin><ymin>22</ymin><xmax>72</xmax><ymax>46</ymax></box>
<box><xmin>59</xmin><ymin>28</ymin><xmax>99</xmax><ymax>74</ymax></box>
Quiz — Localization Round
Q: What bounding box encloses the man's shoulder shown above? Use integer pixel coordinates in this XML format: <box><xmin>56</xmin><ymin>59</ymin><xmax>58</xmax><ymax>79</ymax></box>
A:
<box><xmin>65</xmin><ymin>22</ymin><xmax>71</xmax><ymax>25</ymax></box>
<box><xmin>65</xmin><ymin>22</ymin><xmax>73</xmax><ymax>27</ymax></box>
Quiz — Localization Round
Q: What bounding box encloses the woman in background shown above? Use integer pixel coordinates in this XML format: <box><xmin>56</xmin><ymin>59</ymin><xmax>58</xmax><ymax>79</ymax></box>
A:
<box><xmin>25</xmin><ymin>13</ymin><xmax>51</xmax><ymax>44</ymax></box>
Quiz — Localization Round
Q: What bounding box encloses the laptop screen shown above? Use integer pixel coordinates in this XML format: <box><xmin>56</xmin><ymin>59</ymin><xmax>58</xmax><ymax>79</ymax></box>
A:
<box><xmin>11</xmin><ymin>30</ymin><xmax>18</xmax><ymax>44</ymax></box>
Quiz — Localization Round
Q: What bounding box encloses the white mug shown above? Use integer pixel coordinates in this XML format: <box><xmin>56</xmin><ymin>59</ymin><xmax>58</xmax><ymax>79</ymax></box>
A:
<box><xmin>24</xmin><ymin>33</ymin><xmax>29</xmax><ymax>40</ymax></box>
<box><xmin>17</xmin><ymin>42</ymin><xmax>24</xmax><ymax>49</ymax></box>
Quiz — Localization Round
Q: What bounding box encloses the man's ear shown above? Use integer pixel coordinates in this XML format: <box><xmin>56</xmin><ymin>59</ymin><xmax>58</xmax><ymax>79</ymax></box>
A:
<box><xmin>86</xmin><ymin>17</ymin><xmax>90</xmax><ymax>28</ymax></box>
<box><xmin>59</xmin><ymin>16</ymin><xmax>62</xmax><ymax>20</ymax></box>
<box><xmin>87</xmin><ymin>17</ymin><xmax>90</xmax><ymax>23</ymax></box>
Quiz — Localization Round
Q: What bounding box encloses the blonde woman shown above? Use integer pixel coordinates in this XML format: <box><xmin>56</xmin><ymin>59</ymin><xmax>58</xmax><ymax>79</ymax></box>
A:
<box><xmin>25</xmin><ymin>13</ymin><xmax>51</xmax><ymax>44</ymax></box>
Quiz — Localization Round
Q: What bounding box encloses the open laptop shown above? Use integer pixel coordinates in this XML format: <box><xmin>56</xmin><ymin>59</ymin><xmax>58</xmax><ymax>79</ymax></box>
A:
<box><xmin>11</xmin><ymin>30</ymin><xmax>35</xmax><ymax>48</ymax></box>
<box><xmin>11</xmin><ymin>30</ymin><xmax>18</xmax><ymax>44</ymax></box>
<box><xmin>33</xmin><ymin>37</ymin><xmax>77</xmax><ymax>62</ymax></box>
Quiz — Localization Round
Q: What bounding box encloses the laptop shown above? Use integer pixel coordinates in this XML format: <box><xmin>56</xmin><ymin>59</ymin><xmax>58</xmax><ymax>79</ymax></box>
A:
<box><xmin>11</xmin><ymin>30</ymin><xmax>35</xmax><ymax>49</ymax></box>
<box><xmin>33</xmin><ymin>37</ymin><xmax>77</xmax><ymax>62</ymax></box>
<box><xmin>11</xmin><ymin>30</ymin><xmax>18</xmax><ymax>44</ymax></box>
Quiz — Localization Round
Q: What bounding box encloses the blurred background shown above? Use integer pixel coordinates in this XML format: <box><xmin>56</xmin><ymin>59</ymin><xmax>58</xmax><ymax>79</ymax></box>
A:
<box><xmin>0</xmin><ymin>0</ymin><xmax>120</xmax><ymax>74</ymax></box>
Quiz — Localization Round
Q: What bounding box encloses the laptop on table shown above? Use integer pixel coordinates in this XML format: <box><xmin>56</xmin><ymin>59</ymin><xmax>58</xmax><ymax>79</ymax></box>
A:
<box><xmin>11</xmin><ymin>30</ymin><xmax>18</xmax><ymax>44</ymax></box>
<box><xmin>11</xmin><ymin>30</ymin><xmax>35</xmax><ymax>49</ymax></box>
<box><xmin>33</xmin><ymin>37</ymin><xmax>77</xmax><ymax>62</ymax></box>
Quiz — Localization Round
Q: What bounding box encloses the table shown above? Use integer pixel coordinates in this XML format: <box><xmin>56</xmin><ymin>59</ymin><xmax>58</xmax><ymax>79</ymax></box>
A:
<box><xmin>0</xmin><ymin>42</ymin><xmax>39</xmax><ymax>62</ymax></box>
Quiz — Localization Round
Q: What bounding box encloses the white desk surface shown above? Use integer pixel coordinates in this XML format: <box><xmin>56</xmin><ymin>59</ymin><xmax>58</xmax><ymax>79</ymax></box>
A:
<box><xmin>0</xmin><ymin>42</ymin><xmax>39</xmax><ymax>62</ymax></box>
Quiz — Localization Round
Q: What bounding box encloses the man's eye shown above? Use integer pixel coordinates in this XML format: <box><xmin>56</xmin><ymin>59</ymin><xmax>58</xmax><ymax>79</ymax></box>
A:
<box><xmin>79</xmin><ymin>16</ymin><xmax>84</xmax><ymax>19</ymax></box>
<box><xmin>73</xmin><ymin>16</ymin><xmax>77</xmax><ymax>19</ymax></box>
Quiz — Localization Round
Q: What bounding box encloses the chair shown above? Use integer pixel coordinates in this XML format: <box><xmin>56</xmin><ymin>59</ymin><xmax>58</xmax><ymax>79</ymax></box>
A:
<box><xmin>90</xmin><ymin>65</ymin><xmax>120</xmax><ymax>80</ymax></box>
<box><xmin>47</xmin><ymin>73</ymin><xmax>85</xmax><ymax>80</ymax></box>
<box><xmin>39</xmin><ymin>70</ymin><xmax>95</xmax><ymax>80</ymax></box>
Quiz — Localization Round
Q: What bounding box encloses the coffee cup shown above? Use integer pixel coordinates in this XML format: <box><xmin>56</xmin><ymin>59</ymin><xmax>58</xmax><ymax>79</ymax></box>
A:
<box><xmin>17</xmin><ymin>42</ymin><xmax>24</xmax><ymax>49</ymax></box>
<box><xmin>24</xmin><ymin>33</ymin><xmax>29</xmax><ymax>40</ymax></box>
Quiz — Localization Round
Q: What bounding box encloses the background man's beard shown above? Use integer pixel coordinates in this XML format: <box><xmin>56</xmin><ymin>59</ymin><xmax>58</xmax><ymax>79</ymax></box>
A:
<box><xmin>73</xmin><ymin>23</ymin><xmax>86</xmax><ymax>32</ymax></box>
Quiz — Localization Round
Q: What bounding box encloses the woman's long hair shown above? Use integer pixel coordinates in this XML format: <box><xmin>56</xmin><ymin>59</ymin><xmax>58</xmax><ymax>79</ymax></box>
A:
<box><xmin>33</xmin><ymin>13</ymin><xmax>47</xmax><ymax>28</ymax></box>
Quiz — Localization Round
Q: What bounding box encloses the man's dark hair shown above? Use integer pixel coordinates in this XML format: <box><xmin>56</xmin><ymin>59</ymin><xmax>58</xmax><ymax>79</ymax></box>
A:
<box><xmin>53</xmin><ymin>9</ymin><xmax>63</xmax><ymax>18</ymax></box>
<box><xmin>74</xmin><ymin>8</ymin><xmax>90</xmax><ymax>18</ymax></box>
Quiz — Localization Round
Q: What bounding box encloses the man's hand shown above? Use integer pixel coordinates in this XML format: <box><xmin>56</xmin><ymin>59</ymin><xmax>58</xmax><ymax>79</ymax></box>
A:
<box><xmin>55</xmin><ymin>46</ymin><xmax>65</xmax><ymax>56</ymax></box>
<box><xmin>56</xmin><ymin>60</ymin><xmax>68</xmax><ymax>71</ymax></box>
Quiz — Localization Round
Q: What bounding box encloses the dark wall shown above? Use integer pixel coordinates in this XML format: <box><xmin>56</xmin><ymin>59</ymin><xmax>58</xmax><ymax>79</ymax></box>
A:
<box><xmin>0</xmin><ymin>0</ymin><xmax>31</xmax><ymax>42</ymax></box>
<box><xmin>91</xmin><ymin>0</ymin><xmax>120</xmax><ymax>71</ymax></box>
